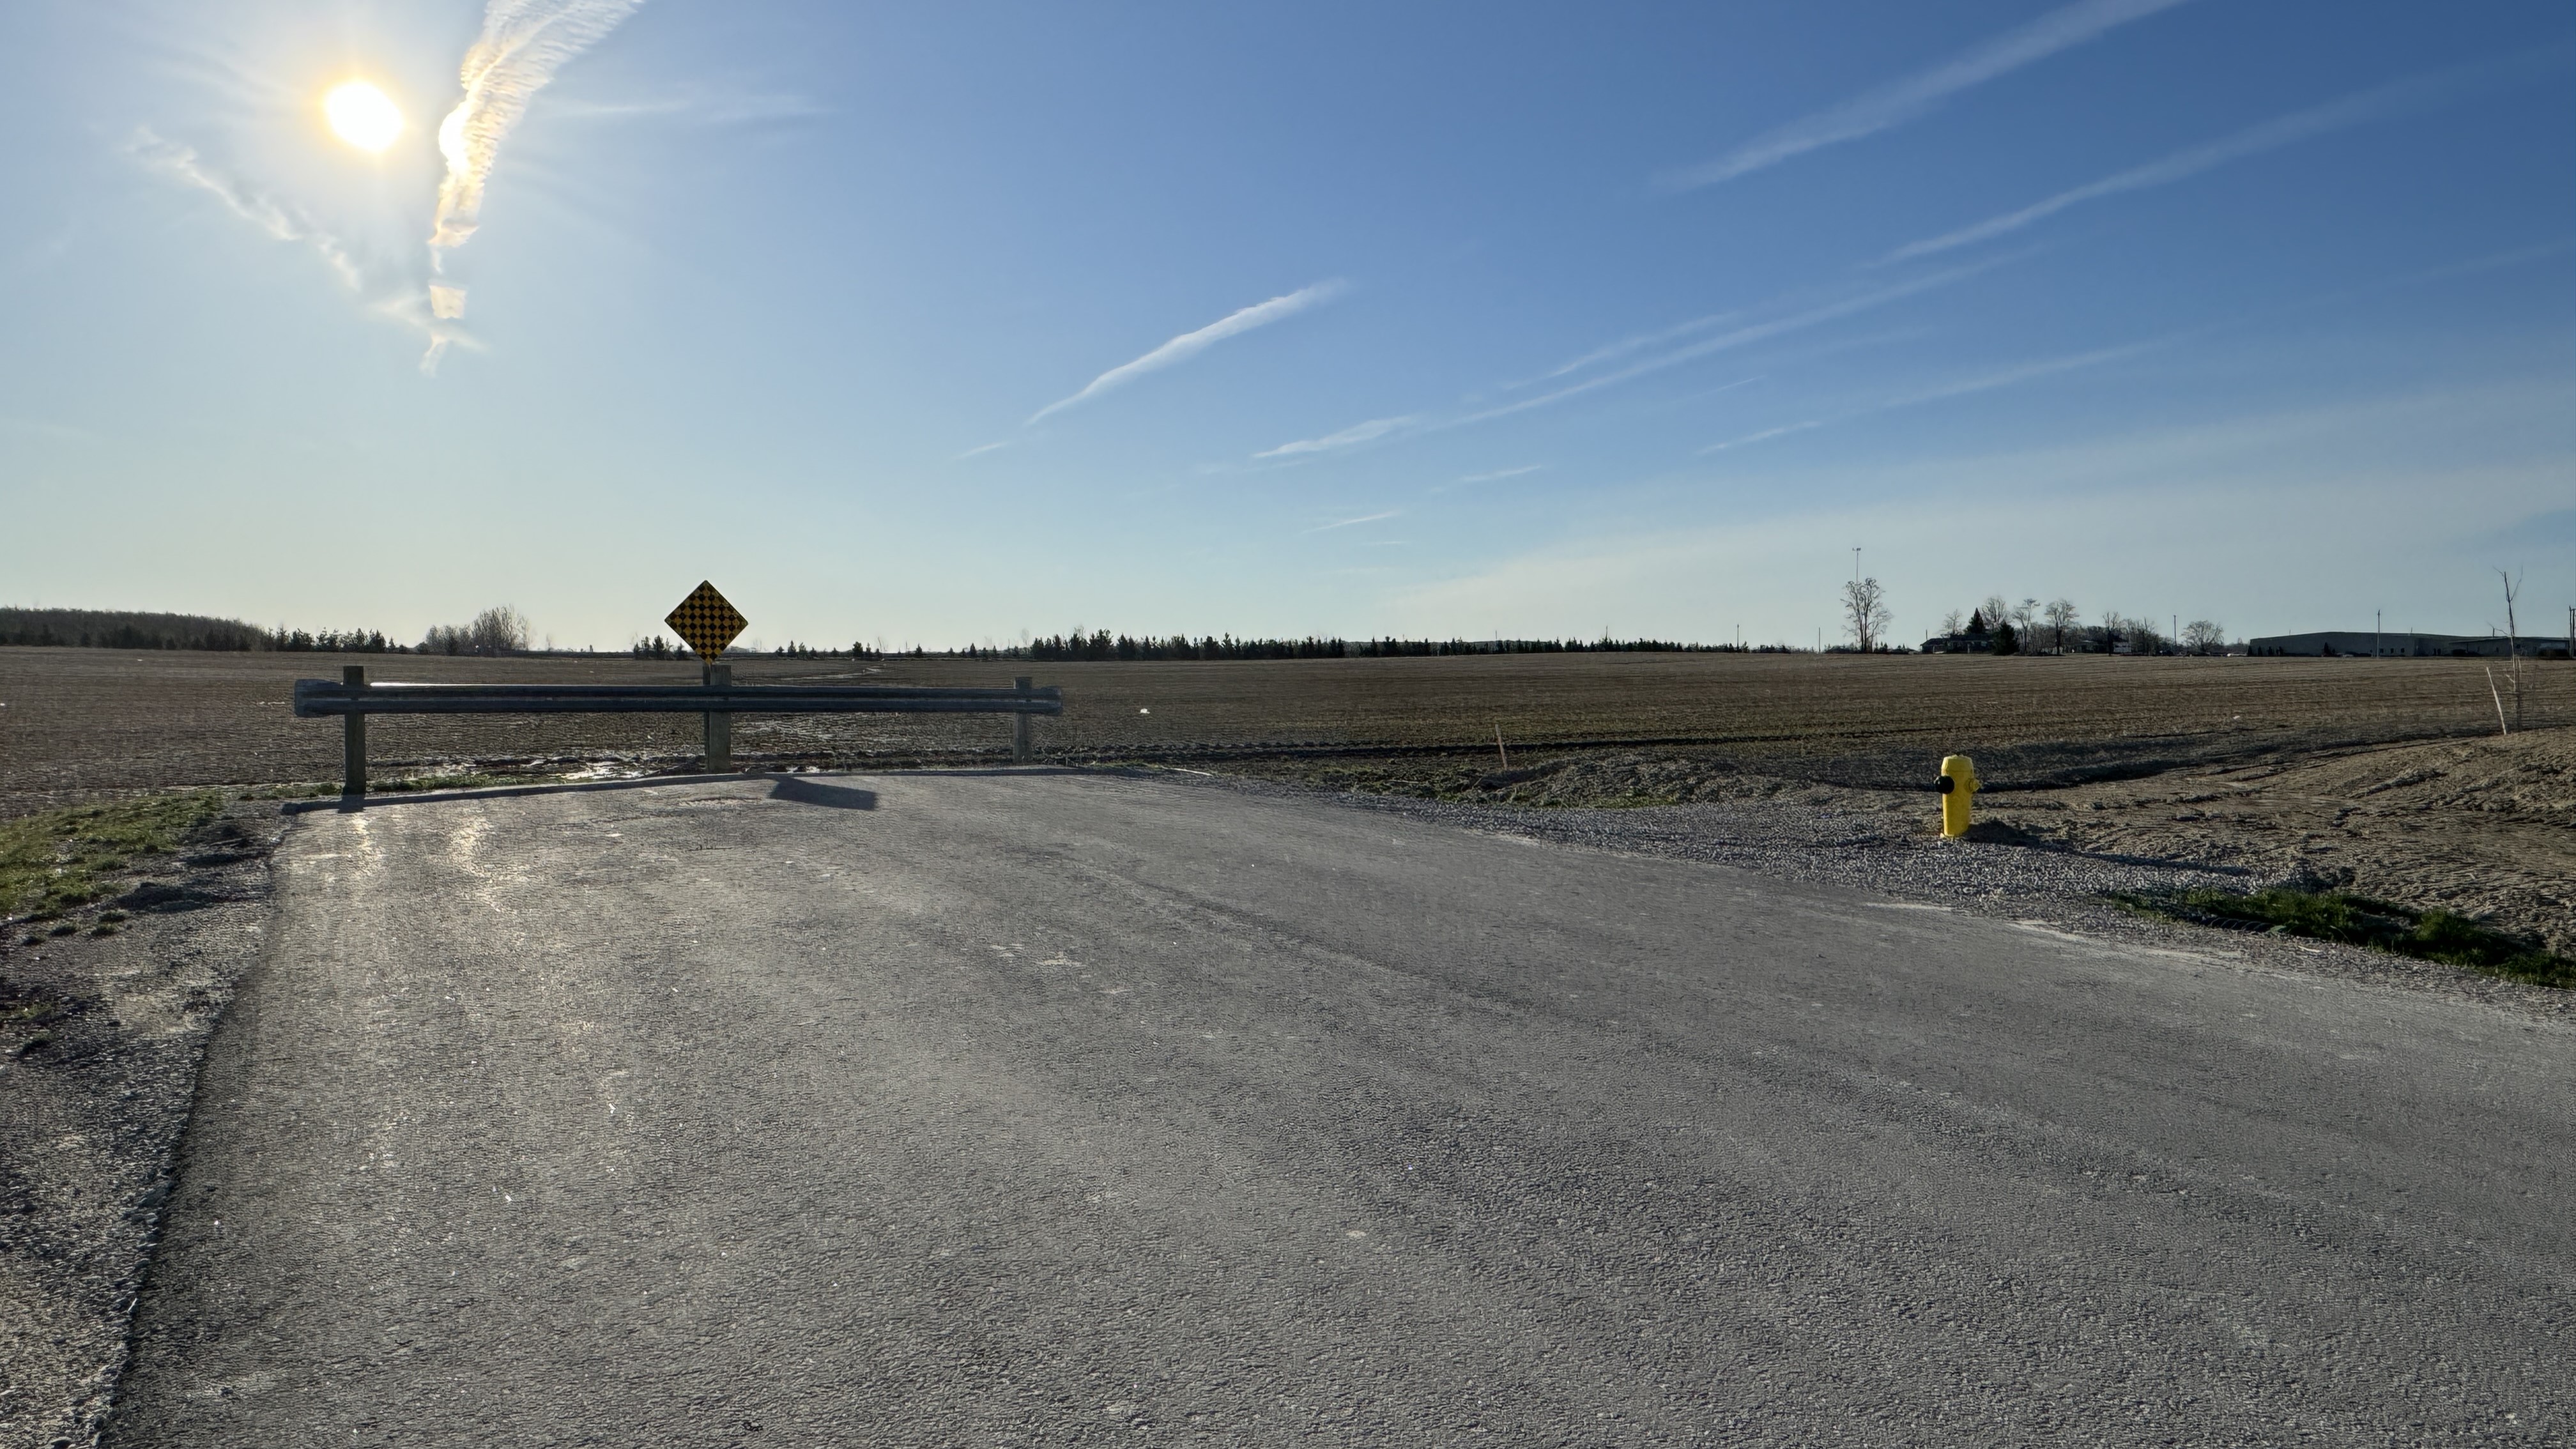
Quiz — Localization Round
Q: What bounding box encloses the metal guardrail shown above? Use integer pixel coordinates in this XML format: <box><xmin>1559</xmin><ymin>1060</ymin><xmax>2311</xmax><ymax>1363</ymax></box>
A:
<box><xmin>296</xmin><ymin>665</ymin><xmax>1062</xmax><ymax>797</ymax></box>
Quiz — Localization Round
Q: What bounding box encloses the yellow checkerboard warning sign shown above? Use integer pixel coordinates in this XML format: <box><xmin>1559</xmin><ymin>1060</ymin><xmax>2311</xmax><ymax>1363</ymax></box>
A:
<box><xmin>665</xmin><ymin>581</ymin><xmax>747</xmax><ymax>660</ymax></box>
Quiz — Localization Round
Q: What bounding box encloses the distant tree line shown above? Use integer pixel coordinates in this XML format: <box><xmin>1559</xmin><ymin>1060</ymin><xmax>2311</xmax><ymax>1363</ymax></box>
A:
<box><xmin>1000</xmin><ymin>632</ymin><xmax>1734</xmax><ymax>663</ymax></box>
<box><xmin>627</xmin><ymin>637</ymin><xmax>885</xmax><ymax>660</ymax></box>
<box><xmin>1</xmin><ymin>608</ymin><xmax>272</xmax><ymax>651</ymax></box>
<box><xmin>1</xmin><ymin>605</ymin><xmax>556</xmax><ymax>656</ymax></box>
<box><xmin>1925</xmin><ymin>594</ymin><xmax>2229</xmax><ymax>656</ymax></box>
<box><xmin>269</xmin><ymin>627</ymin><xmax>400</xmax><ymax>652</ymax></box>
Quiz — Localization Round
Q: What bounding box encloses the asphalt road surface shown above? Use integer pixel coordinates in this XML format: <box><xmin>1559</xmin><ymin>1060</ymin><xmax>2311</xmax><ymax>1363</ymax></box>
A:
<box><xmin>111</xmin><ymin>771</ymin><xmax>2572</xmax><ymax>1446</ymax></box>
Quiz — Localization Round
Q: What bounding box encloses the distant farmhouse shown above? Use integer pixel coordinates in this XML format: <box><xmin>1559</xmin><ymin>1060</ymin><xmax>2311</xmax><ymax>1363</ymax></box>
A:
<box><xmin>2246</xmin><ymin>631</ymin><xmax>2567</xmax><ymax>659</ymax></box>
<box><xmin>1922</xmin><ymin>610</ymin><xmax>2002</xmax><ymax>654</ymax></box>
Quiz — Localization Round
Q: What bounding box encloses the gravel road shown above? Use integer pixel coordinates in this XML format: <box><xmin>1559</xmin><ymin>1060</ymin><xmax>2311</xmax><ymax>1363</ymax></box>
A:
<box><xmin>107</xmin><ymin>770</ymin><xmax>2575</xmax><ymax>1445</ymax></box>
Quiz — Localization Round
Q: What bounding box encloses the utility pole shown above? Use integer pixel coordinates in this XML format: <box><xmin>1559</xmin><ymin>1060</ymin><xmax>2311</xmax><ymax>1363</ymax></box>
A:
<box><xmin>2375</xmin><ymin>610</ymin><xmax>2382</xmax><ymax>660</ymax></box>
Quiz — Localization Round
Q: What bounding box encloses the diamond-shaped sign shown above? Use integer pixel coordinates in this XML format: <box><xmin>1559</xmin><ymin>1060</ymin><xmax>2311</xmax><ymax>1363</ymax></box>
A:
<box><xmin>664</xmin><ymin>581</ymin><xmax>746</xmax><ymax>660</ymax></box>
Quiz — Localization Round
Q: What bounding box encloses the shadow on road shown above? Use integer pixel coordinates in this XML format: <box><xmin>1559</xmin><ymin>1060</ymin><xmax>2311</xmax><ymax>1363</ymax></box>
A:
<box><xmin>767</xmin><ymin>776</ymin><xmax>877</xmax><ymax>810</ymax></box>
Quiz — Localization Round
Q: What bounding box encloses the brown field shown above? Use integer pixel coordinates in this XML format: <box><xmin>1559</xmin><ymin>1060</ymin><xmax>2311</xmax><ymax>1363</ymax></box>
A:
<box><xmin>1</xmin><ymin>644</ymin><xmax>2570</xmax><ymax>949</ymax></box>
<box><xmin>1</xmin><ymin>646</ymin><xmax>2564</xmax><ymax>813</ymax></box>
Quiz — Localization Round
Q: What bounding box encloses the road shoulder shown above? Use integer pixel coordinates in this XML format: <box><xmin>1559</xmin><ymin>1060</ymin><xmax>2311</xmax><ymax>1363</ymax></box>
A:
<box><xmin>0</xmin><ymin>804</ymin><xmax>280</xmax><ymax>1449</ymax></box>
<box><xmin>1137</xmin><ymin>764</ymin><xmax>2575</xmax><ymax>1023</ymax></box>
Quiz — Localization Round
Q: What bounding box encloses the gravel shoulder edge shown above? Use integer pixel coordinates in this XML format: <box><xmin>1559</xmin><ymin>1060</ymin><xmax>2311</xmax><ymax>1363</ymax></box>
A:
<box><xmin>1125</xmin><ymin>765</ymin><xmax>2575</xmax><ymax>1025</ymax></box>
<box><xmin>0</xmin><ymin>804</ymin><xmax>283</xmax><ymax>1449</ymax></box>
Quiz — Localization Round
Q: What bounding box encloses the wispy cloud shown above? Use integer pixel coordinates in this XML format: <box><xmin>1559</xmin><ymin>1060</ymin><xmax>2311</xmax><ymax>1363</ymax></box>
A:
<box><xmin>1659</xmin><ymin>0</ymin><xmax>2193</xmax><ymax>191</ymax></box>
<box><xmin>1700</xmin><ymin>339</ymin><xmax>2160</xmax><ymax>454</ymax></box>
<box><xmin>1029</xmin><ymin>280</ymin><xmax>1344</xmax><ymax>425</ymax></box>
<box><xmin>1700</xmin><ymin>420</ymin><xmax>1825</xmax><ymax>454</ymax></box>
<box><xmin>1390</xmin><ymin>381</ymin><xmax>2572</xmax><ymax>642</ymax></box>
<box><xmin>2389</xmin><ymin>236</ymin><xmax>2576</xmax><ymax>288</ymax></box>
<box><xmin>1882</xmin><ymin>47</ymin><xmax>2574</xmax><ymax>263</ymax></box>
<box><xmin>127</xmin><ymin>128</ymin><xmax>479</xmax><ymax>367</ymax></box>
<box><xmin>1457</xmin><ymin>259</ymin><xmax>2005</xmax><ymax>427</ymax></box>
<box><xmin>1457</xmin><ymin>464</ymin><xmax>1545</xmax><ymax>485</ymax></box>
<box><xmin>1312</xmin><ymin>510</ymin><xmax>1399</xmax><ymax>532</ymax></box>
<box><xmin>955</xmin><ymin>441</ymin><xmax>1011</xmax><ymax>459</ymax></box>
<box><xmin>1881</xmin><ymin>341</ymin><xmax>2156</xmax><ymax>406</ymax></box>
<box><xmin>1252</xmin><ymin>414</ymin><xmax>1417</xmax><ymax>459</ymax></box>
<box><xmin>1242</xmin><ymin>264</ymin><xmax>2000</xmax><ymax>479</ymax></box>
<box><xmin>128</xmin><ymin>130</ymin><xmax>362</xmax><ymax>291</ymax></box>
<box><xmin>1518</xmin><ymin>311</ymin><xmax>1739</xmax><ymax>385</ymax></box>
<box><xmin>429</xmin><ymin>0</ymin><xmax>647</xmax><ymax>362</ymax></box>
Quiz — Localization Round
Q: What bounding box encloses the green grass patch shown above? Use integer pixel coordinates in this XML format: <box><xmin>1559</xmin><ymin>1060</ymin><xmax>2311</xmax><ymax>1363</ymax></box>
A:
<box><xmin>233</xmin><ymin>782</ymin><xmax>341</xmax><ymax>802</ymax></box>
<box><xmin>0</xmin><ymin>791</ymin><xmax>226</xmax><ymax>921</ymax></box>
<box><xmin>1</xmin><ymin>997</ymin><xmax>64</xmax><ymax>1027</ymax></box>
<box><xmin>2113</xmin><ymin>887</ymin><xmax>2574</xmax><ymax>989</ymax></box>
<box><xmin>234</xmin><ymin>769</ymin><xmax>561</xmax><ymax>803</ymax></box>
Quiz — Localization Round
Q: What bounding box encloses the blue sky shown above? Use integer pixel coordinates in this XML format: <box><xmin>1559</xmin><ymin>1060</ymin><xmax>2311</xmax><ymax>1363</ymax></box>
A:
<box><xmin>3</xmin><ymin>1</ymin><xmax>2569</xmax><ymax>650</ymax></box>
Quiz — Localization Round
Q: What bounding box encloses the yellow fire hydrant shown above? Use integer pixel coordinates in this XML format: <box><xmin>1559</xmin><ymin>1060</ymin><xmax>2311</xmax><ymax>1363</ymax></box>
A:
<box><xmin>1938</xmin><ymin>755</ymin><xmax>1979</xmax><ymax>838</ymax></box>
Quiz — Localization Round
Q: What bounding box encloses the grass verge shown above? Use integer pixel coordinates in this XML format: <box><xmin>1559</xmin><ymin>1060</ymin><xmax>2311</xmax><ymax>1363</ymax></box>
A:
<box><xmin>235</xmin><ymin>769</ymin><xmax>567</xmax><ymax>803</ymax></box>
<box><xmin>0</xmin><ymin>790</ymin><xmax>227</xmax><ymax>921</ymax></box>
<box><xmin>2113</xmin><ymin>887</ymin><xmax>2573</xmax><ymax>989</ymax></box>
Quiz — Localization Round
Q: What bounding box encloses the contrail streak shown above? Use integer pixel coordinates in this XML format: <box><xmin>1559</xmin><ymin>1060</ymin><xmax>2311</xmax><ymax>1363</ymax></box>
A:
<box><xmin>429</xmin><ymin>0</ymin><xmax>644</xmax><ymax>318</ymax></box>
<box><xmin>1882</xmin><ymin>45</ymin><xmax>2574</xmax><ymax>264</ymax></box>
<box><xmin>1659</xmin><ymin>0</ymin><xmax>2193</xmax><ymax>190</ymax></box>
<box><xmin>1029</xmin><ymin>282</ymin><xmax>1345</xmax><ymax>425</ymax></box>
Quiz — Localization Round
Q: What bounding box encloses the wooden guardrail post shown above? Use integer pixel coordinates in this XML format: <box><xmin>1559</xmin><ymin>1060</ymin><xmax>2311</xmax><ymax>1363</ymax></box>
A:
<box><xmin>1013</xmin><ymin>676</ymin><xmax>1034</xmax><ymax>764</ymax></box>
<box><xmin>703</xmin><ymin>662</ymin><xmax>732</xmax><ymax>772</ymax></box>
<box><xmin>342</xmin><ymin>664</ymin><xmax>367</xmax><ymax>799</ymax></box>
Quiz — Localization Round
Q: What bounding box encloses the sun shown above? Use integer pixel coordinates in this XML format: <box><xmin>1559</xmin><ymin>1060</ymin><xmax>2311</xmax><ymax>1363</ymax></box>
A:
<box><xmin>323</xmin><ymin>80</ymin><xmax>404</xmax><ymax>152</ymax></box>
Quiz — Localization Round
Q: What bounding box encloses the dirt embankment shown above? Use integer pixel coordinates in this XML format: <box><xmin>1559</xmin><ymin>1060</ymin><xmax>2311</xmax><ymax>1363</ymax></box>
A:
<box><xmin>1215</xmin><ymin>726</ymin><xmax>2576</xmax><ymax>955</ymax></box>
<box><xmin>1994</xmin><ymin>728</ymin><xmax>2576</xmax><ymax>953</ymax></box>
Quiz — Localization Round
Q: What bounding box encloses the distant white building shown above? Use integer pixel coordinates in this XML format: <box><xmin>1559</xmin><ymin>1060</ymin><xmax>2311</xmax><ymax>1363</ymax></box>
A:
<box><xmin>2245</xmin><ymin>631</ymin><xmax>2566</xmax><ymax>659</ymax></box>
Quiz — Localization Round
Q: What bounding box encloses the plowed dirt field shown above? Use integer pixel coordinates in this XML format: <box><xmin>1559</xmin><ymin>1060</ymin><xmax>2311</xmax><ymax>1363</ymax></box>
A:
<box><xmin>3</xmin><ymin>646</ymin><xmax>2566</xmax><ymax>946</ymax></box>
<box><xmin>4</xmin><ymin>647</ymin><xmax>2561</xmax><ymax>805</ymax></box>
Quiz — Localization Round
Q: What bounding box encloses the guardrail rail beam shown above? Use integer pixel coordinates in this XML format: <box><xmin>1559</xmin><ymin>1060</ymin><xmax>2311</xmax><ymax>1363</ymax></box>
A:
<box><xmin>293</xmin><ymin>674</ymin><xmax>1065</xmax><ymax>799</ymax></box>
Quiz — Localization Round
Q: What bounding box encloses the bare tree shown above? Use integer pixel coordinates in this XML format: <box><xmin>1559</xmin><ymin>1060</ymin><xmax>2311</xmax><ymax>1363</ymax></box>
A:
<box><xmin>1979</xmin><ymin>595</ymin><xmax>2011</xmax><ymax>635</ymax></box>
<box><xmin>2182</xmin><ymin>618</ymin><xmax>2226</xmax><ymax>655</ymax></box>
<box><xmin>467</xmin><ymin>606</ymin><xmax>530</xmax><ymax>655</ymax></box>
<box><xmin>2500</xmin><ymin>569</ymin><xmax>2524</xmax><ymax>731</ymax></box>
<box><xmin>1843</xmin><ymin>576</ymin><xmax>1892</xmax><ymax>653</ymax></box>
<box><xmin>422</xmin><ymin>606</ymin><xmax>532</xmax><ymax>657</ymax></box>
<box><xmin>1938</xmin><ymin>608</ymin><xmax>1964</xmax><ymax>636</ymax></box>
<box><xmin>2095</xmin><ymin>610</ymin><xmax>2131</xmax><ymax>655</ymax></box>
<box><xmin>2012</xmin><ymin>597</ymin><xmax>2039</xmax><ymax>643</ymax></box>
<box><xmin>2042</xmin><ymin>598</ymin><xmax>2080</xmax><ymax>654</ymax></box>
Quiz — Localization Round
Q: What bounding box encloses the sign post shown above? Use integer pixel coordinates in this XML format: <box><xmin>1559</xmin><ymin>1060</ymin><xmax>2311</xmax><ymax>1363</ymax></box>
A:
<box><xmin>342</xmin><ymin>664</ymin><xmax>367</xmax><ymax>797</ymax></box>
<box><xmin>1013</xmin><ymin>676</ymin><xmax>1033</xmax><ymax>763</ymax></box>
<box><xmin>702</xmin><ymin>663</ymin><xmax>732</xmax><ymax>770</ymax></box>
<box><xmin>664</xmin><ymin>581</ymin><xmax>749</xmax><ymax>772</ymax></box>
